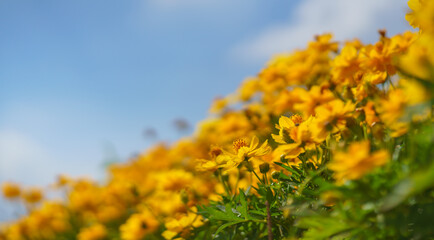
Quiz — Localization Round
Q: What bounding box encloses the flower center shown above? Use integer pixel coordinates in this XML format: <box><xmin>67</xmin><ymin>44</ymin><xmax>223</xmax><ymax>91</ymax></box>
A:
<box><xmin>291</xmin><ymin>114</ymin><xmax>303</xmax><ymax>126</ymax></box>
<box><xmin>233</xmin><ymin>139</ymin><xmax>248</xmax><ymax>152</ymax></box>
<box><xmin>209</xmin><ymin>146</ymin><xmax>223</xmax><ymax>158</ymax></box>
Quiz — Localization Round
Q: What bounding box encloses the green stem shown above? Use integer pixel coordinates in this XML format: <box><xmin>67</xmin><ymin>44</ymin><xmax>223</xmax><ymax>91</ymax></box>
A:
<box><xmin>218</xmin><ymin>170</ymin><xmax>232</xmax><ymax>196</ymax></box>
<box><xmin>252</xmin><ymin>170</ymin><xmax>264</xmax><ymax>184</ymax></box>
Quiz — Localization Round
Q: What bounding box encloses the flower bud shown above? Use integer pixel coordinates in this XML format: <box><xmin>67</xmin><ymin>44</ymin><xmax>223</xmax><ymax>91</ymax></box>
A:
<box><xmin>180</xmin><ymin>189</ymin><xmax>189</xmax><ymax>204</ymax></box>
<box><xmin>271</xmin><ymin>171</ymin><xmax>280</xmax><ymax>180</ymax></box>
<box><xmin>245</xmin><ymin>161</ymin><xmax>254</xmax><ymax>172</ymax></box>
<box><xmin>259</xmin><ymin>163</ymin><xmax>270</xmax><ymax>174</ymax></box>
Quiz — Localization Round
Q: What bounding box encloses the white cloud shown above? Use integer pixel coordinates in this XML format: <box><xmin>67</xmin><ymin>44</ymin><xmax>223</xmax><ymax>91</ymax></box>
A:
<box><xmin>231</xmin><ymin>0</ymin><xmax>412</xmax><ymax>64</ymax></box>
<box><xmin>0</xmin><ymin>129</ymin><xmax>107</xmax><ymax>187</ymax></box>
<box><xmin>0</xmin><ymin>130</ymin><xmax>56</xmax><ymax>185</ymax></box>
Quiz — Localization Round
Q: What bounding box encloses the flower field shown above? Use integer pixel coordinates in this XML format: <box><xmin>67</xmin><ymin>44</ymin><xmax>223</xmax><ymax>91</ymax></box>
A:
<box><xmin>1</xmin><ymin>1</ymin><xmax>434</xmax><ymax>239</ymax></box>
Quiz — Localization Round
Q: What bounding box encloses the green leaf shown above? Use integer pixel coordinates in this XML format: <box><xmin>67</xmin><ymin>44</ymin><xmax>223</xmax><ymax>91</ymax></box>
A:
<box><xmin>204</xmin><ymin>205</ymin><xmax>243</xmax><ymax>222</ymax></box>
<box><xmin>238</xmin><ymin>190</ymin><xmax>250</xmax><ymax>220</ymax></box>
<box><xmin>297</xmin><ymin>216</ymin><xmax>354</xmax><ymax>240</ymax></box>
<box><xmin>214</xmin><ymin>221</ymin><xmax>244</xmax><ymax>236</ymax></box>
<box><xmin>274</xmin><ymin>162</ymin><xmax>301</xmax><ymax>178</ymax></box>
<box><xmin>380</xmin><ymin>161</ymin><xmax>434</xmax><ymax>211</ymax></box>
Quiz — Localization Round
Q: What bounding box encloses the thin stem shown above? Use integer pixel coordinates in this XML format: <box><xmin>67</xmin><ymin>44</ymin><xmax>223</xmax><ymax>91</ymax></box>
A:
<box><xmin>264</xmin><ymin>172</ymin><xmax>269</xmax><ymax>185</ymax></box>
<box><xmin>218</xmin><ymin>170</ymin><xmax>232</xmax><ymax>196</ymax></box>
<box><xmin>252</xmin><ymin>170</ymin><xmax>263</xmax><ymax>184</ymax></box>
<box><xmin>265</xmin><ymin>200</ymin><xmax>273</xmax><ymax>240</ymax></box>
<box><xmin>233</xmin><ymin>169</ymin><xmax>241</xmax><ymax>197</ymax></box>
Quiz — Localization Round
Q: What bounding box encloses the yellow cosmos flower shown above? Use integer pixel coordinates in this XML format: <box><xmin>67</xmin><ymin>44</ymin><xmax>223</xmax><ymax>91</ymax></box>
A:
<box><xmin>329</xmin><ymin>141</ymin><xmax>389</xmax><ymax>184</ymax></box>
<box><xmin>196</xmin><ymin>146</ymin><xmax>232</xmax><ymax>172</ymax></box>
<box><xmin>363</xmin><ymin>71</ymin><xmax>388</xmax><ymax>84</ymax></box>
<box><xmin>308</xmin><ymin>33</ymin><xmax>339</xmax><ymax>53</ymax></box>
<box><xmin>162</xmin><ymin>208</ymin><xmax>203</xmax><ymax>240</ymax></box>
<box><xmin>120</xmin><ymin>210</ymin><xmax>159</xmax><ymax>240</ymax></box>
<box><xmin>331</xmin><ymin>45</ymin><xmax>361</xmax><ymax>85</ymax></box>
<box><xmin>294</xmin><ymin>86</ymin><xmax>335</xmax><ymax>117</ymax></box>
<box><xmin>360</xmin><ymin>39</ymin><xmax>396</xmax><ymax>76</ymax></box>
<box><xmin>362</xmin><ymin>101</ymin><xmax>380</xmax><ymax>126</ymax></box>
<box><xmin>238</xmin><ymin>77</ymin><xmax>259</xmax><ymax>101</ymax></box>
<box><xmin>224</xmin><ymin>136</ymin><xmax>271</xmax><ymax>170</ymax></box>
<box><xmin>288</xmin><ymin>116</ymin><xmax>325</xmax><ymax>149</ymax></box>
<box><xmin>22</xmin><ymin>188</ymin><xmax>43</xmax><ymax>204</ymax></box>
<box><xmin>389</xmin><ymin>31</ymin><xmax>417</xmax><ymax>53</ymax></box>
<box><xmin>406</xmin><ymin>0</ymin><xmax>423</xmax><ymax>29</ymax></box>
<box><xmin>274</xmin><ymin>116</ymin><xmax>325</xmax><ymax>160</ymax></box>
<box><xmin>399</xmin><ymin>33</ymin><xmax>434</xmax><ymax>80</ymax></box>
<box><xmin>2</xmin><ymin>182</ymin><xmax>21</xmax><ymax>199</ymax></box>
<box><xmin>399</xmin><ymin>78</ymin><xmax>431</xmax><ymax>105</ymax></box>
<box><xmin>314</xmin><ymin>99</ymin><xmax>355</xmax><ymax>134</ymax></box>
<box><xmin>78</xmin><ymin>224</ymin><xmax>107</xmax><ymax>240</ymax></box>
<box><xmin>234</xmin><ymin>136</ymin><xmax>270</xmax><ymax>161</ymax></box>
<box><xmin>406</xmin><ymin>0</ymin><xmax>434</xmax><ymax>33</ymax></box>
<box><xmin>378</xmin><ymin>88</ymin><xmax>409</xmax><ymax>137</ymax></box>
<box><xmin>7</xmin><ymin>202</ymin><xmax>71</xmax><ymax>239</ymax></box>
<box><xmin>209</xmin><ymin>97</ymin><xmax>228</xmax><ymax>114</ymax></box>
<box><xmin>272</xmin><ymin>114</ymin><xmax>303</xmax><ymax>144</ymax></box>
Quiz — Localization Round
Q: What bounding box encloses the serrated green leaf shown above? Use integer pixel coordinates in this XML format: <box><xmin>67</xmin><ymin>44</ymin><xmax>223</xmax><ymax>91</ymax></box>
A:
<box><xmin>274</xmin><ymin>162</ymin><xmax>301</xmax><ymax>178</ymax></box>
<box><xmin>214</xmin><ymin>221</ymin><xmax>244</xmax><ymax>236</ymax></box>
<box><xmin>204</xmin><ymin>206</ymin><xmax>243</xmax><ymax>222</ymax></box>
<box><xmin>238</xmin><ymin>190</ymin><xmax>250</xmax><ymax>220</ymax></box>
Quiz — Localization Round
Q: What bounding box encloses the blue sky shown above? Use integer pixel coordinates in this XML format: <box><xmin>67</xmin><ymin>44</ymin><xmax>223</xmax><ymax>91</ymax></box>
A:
<box><xmin>0</xmin><ymin>0</ymin><xmax>412</xmax><ymax>199</ymax></box>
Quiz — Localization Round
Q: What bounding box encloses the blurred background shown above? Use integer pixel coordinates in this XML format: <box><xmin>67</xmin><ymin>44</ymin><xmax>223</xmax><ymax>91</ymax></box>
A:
<box><xmin>0</xmin><ymin>0</ymin><xmax>411</xmax><ymax>220</ymax></box>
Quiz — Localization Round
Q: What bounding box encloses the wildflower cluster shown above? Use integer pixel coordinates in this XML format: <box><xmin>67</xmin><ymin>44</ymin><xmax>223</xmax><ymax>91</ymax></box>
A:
<box><xmin>1</xmin><ymin>1</ymin><xmax>433</xmax><ymax>239</ymax></box>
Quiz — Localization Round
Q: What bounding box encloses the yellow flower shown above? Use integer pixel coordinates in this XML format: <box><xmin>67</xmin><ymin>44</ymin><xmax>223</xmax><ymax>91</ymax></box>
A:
<box><xmin>162</xmin><ymin>208</ymin><xmax>203</xmax><ymax>240</ymax></box>
<box><xmin>55</xmin><ymin>174</ymin><xmax>71</xmax><ymax>188</ymax></box>
<box><xmin>272</xmin><ymin>114</ymin><xmax>303</xmax><ymax>144</ymax></box>
<box><xmin>270</xmin><ymin>88</ymin><xmax>304</xmax><ymax>115</ymax></box>
<box><xmin>96</xmin><ymin>205</ymin><xmax>124</xmax><ymax>223</ymax></box>
<box><xmin>329</xmin><ymin>141</ymin><xmax>389</xmax><ymax>184</ymax></box>
<box><xmin>399</xmin><ymin>78</ymin><xmax>431</xmax><ymax>105</ymax></box>
<box><xmin>224</xmin><ymin>136</ymin><xmax>271</xmax><ymax>170</ymax></box>
<box><xmin>288</xmin><ymin>116</ymin><xmax>325</xmax><ymax>149</ymax></box>
<box><xmin>69</xmin><ymin>179</ymin><xmax>100</xmax><ymax>213</ymax></box>
<box><xmin>379</xmin><ymin>89</ymin><xmax>406</xmax><ymax>121</ymax></box>
<box><xmin>331</xmin><ymin>45</ymin><xmax>361</xmax><ymax>85</ymax></box>
<box><xmin>120</xmin><ymin>210</ymin><xmax>159</xmax><ymax>240</ymax></box>
<box><xmin>195</xmin><ymin>146</ymin><xmax>231</xmax><ymax>172</ymax></box>
<box><xmin>363</xmin><ymin>71</ymin><xmax>388</xmax><ymax>85</ymax></box>
<box><xmin>78</xmin><ymin>224</ymin><xmax>107</xmax><ymax>240</ymax></box>
<box><xmin>9</xmin><ymin>202</ymin><xmax>71</xmax><ymax>239</ymax></box>
<box><xmin>308</xmin><ymin>33</ymin><xmax>339</xmax><ymax>53</ymax></box>
<box><xmin>274</xmin><ymin>116</ymin><xmax>325</xmax><ymax>160</ymax></box>
<box><xmin>22</xmin><ymin>188</ymin><xmax>43</xmax><ymax>204</ymax></box>
<box><xmin>314</xmin><ymin>99</ymin><xmax>355</xmax><ymax>134</ymax></box>
<box><xmin>378</xmin><ymin>89</ymin><xmax>409</xmax><ymax>137</ymax></box>
<box><xmin>209</xmin><ymin>97</ymin><xmax>228</xmax><ymax>114</ymax></box>
<box><xmin>238</xmin><ymin>77</ymin><xmax>259</xmax><ymax>101</ymax></box>
<box><xmin>406</xmin><ymin>0</ymin><xmax>434</xmax><ymax>33</ymax></box>
<box><xmin>157</xmin><ymin>170</ymin><xmax>194</xmax><ymax>192</ymax></box>
<box><xmin>294</xmin><ymin>86</ymin><xmax>335</xmax><ymax>117</ymax></box>
<box><xmin>360</xmin><ymin>38</ymin><xmax>397</xmax><ymax>76</ymax></box>
<box><xmin>389</xmin><ymin>31</ymin><xmax>417</xmax><ymax>53</ymax></box>
<box><xmin>406</xmin><ymin>0</ymin><xmax>423</xmax><ymax>29</ymax></box>
<box><xmin>399</xmin><ymin>34</ymin><xmax>434</xmax><ymax>80</ymax></box>
<box><xmin>2</xmin><ymin>182</ymin><xmax>21</xmax><ymax>199</ymax></box>
<box><xmin>362</xmin><ymin>101</ymin><xmax>380</xmax><ymax>126</ymax></box>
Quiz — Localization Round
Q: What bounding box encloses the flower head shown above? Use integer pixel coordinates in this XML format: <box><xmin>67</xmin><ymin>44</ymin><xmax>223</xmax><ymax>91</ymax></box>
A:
<box><xmin>329</xmin><ymin>141</ymin><xmax>389</xmax><ymax>184</ymax></box>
